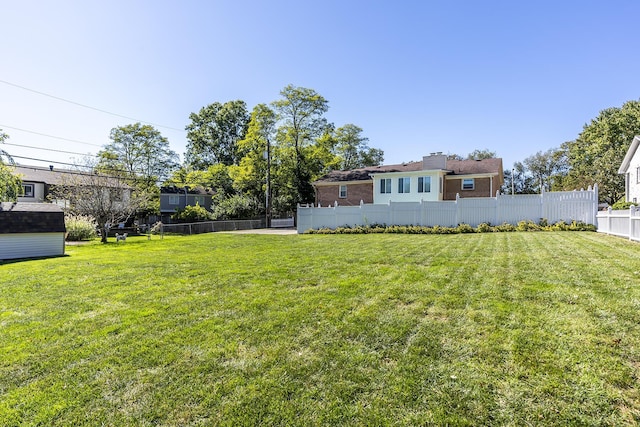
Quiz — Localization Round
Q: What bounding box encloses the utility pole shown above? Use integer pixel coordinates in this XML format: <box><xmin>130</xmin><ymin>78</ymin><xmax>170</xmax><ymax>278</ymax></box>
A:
<box><xmin>265</xmin><ymin>139</ymin><xmax>271</xmax><ymax>228</ymax></box>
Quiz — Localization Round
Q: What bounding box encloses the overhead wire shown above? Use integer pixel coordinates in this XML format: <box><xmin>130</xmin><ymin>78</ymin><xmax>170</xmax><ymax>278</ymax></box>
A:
<box><xmin>0</xmin><ymin>124</ymin><xmax>103</xmax><ymax>147</ymax></box>
<box><xmin>12</xmin><ymin>155</ymin><xmax>167</xmax><ymax>186</ymax></box>
<box><xmin>0</xmin><ymin>79</ymin><xmax>186</xmax><ymax>133</ymax></box>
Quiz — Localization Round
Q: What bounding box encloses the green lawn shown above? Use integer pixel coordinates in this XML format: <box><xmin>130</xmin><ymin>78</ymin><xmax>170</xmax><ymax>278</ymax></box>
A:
<box><xmin>1</xmin><ymin>232</ymin><xmax>640</xmax><ymax>426</ymax></box>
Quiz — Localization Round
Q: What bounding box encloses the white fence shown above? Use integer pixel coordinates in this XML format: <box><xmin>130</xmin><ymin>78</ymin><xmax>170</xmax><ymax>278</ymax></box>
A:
<box><xmin>597</xmin><ymin>206</ymin><xmax>640</xmax><ymax>241</ymax></box>
<box><xmin>297</xmin><ymin>187</ymin><xmax>599</xmax><ymax>233</ymax></box>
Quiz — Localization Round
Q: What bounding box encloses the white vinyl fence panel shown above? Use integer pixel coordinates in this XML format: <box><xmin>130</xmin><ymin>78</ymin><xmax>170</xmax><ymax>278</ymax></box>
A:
<box><xmin>297</xmin><ymin>187</ymin><xmax>599</xmax><ymax>233</ymax></box>
<box><xmin>597</xmin><ymin>206</ymin><xmax>640</xmax><ymax>241</ymax></box>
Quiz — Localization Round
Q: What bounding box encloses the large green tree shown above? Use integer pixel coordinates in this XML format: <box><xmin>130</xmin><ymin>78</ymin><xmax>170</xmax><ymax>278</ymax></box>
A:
<box><xmin>98</xmin><ymin>123</ymin><xmax>179</xmax><ymax>184</ymax></box>
<box><xmin>97</xmin><ymin>123</ymin><xmax>178</xmax><ymax>216</ymax></box>
<box><xmin>326</xmin><ymin>124</ymin><xmax>384</xmax><ymax>170</ymax></box>
<box><xmin>272</xmin><ymin>85</ymin><xmax>330</xmax><ymax>205</ymax></box>
<box><xmin>185</xmin><ymin>100</ymin><xmax>250</xmax><ymax>168</ymax></box>
<box><xmin>0</xmin><ymin>130</ymin><xmax>22</xmax><ymax>201</ymax></box>
<box><xmin>565</xmin><ymin>100</ymin><xmax>640</xmax><ymax>204</ymax></box>
<box><xmin>522</xmin><ymin>148</ymin><xmax>568</xmax><ymax>193</ymax></box>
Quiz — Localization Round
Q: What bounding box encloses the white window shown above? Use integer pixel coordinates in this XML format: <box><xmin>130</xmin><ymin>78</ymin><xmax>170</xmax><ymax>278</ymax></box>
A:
<box><xmin>194</xmin><ymin>195</ymin><xmax>205</xmax><ymax>206</ymax></box>
<box><xmin>339</xmin><ymin>185</ymin><xmax>347</xmax><ymax>198</ymax></box>
<box><xmin>418</xmin><ymin>176</ymin><xmax>431</xmax><ymax>193</ymax></box>
<box><xmin>169</xmin><ymin>195</ymin><xmax>180</xmax><ymax>205</ymax></box>
<box><xmin>462</xmin><ymin>178</ymin><xmax>475</xmax><ymax>190</ymax></box>
<box><xmin>22</xmin><ymin>184</ymin><xmax>34</xmax><ymax>197</ymax></box>
<box><xmin>380</xmin><ymin>178</ymin><xmax>391</xmax><ymax>194</ymax></box>
<box><xmin>398</xmin><ymin>177</ymin><xmax>410</xmax><ymax>193</ymax></box>
<box><xmin>636</xmin><ymin>167</ymin><xmax>640</xmax><ymax>184</ymax></box>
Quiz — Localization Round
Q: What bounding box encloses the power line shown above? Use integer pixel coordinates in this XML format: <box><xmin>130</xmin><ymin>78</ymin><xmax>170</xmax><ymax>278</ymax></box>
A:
<box><xmin>3</xmin><ymin>142</ymin><xmax>99</xmax><ymax>157</ymax></box>
<box><xmin>0</xmin><ymin>124</ymin><xmax>103</xmax><ymax>147</ymax></box>
<box><xmin>0</xmin><ymin>79</ymin><xmax>186</xmax><ymax>133</ymax></box>
<box><xmin>12</xmin><ymin>155</ymin><xmax>167</xmax><ymax>185</ymax></box>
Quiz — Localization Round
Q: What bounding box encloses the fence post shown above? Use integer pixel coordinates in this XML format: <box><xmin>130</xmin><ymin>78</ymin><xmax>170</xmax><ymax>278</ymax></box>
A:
<box><xmin>630</xmin><ymin>205</ymin><xmax>636</xmax><ymax>241</ymax></box>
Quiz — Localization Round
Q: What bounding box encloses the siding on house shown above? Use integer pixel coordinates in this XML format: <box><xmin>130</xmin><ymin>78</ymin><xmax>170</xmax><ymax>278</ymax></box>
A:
<box><xmin>618</xmin><ymin>136</ymin><xmax>640</xmax><ymax>203</ymax></box>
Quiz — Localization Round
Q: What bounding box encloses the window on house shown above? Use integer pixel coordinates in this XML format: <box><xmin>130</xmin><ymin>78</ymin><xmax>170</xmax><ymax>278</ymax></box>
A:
<box><xmin>398</xmin><ymin>177</ymin><xmax>410</xmax><ymax>193</ymax></box>
<box><xmin>169</xmin><ymin>195</ymin><xmax>180</xmax><ymax>205</ymax></box>
<box><xmin>380</xmin><ymin>178</ymin><xmax>391</xmax><ymax>194</ymax></box>
<box><xmin>462</xmin><ymin>178</ymin><xmax>475</xmax><ymax>190</ymax></box>
<box><xmin>339</xmin><ymin>185</ymin><xmax>347</xmax><ymax>198</ymax></box>
<box><xmin>636</xmin><ymin>167</ymin><xmax>640</xmax><ymax>184</ymax></box>
<box><xmin>418</xmin><ymin>176</ymin><xmax>431</xmax><ymax>193</ymax></box>
<box><xmin>194</xmin><ymin>195</ymin><xmax>205</xmax><ymax>206</ymax></box>
<box><xmin>22</xmin><ymin>184</ymin><xmax>34</xmax><ymax>197</ymax></box>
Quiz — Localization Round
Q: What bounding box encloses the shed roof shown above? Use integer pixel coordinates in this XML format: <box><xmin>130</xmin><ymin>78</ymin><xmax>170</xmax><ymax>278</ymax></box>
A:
<box><xmin>0</xmin><ymin>202</ymin><xmax>66</xmax><ymax>234</ymax></box>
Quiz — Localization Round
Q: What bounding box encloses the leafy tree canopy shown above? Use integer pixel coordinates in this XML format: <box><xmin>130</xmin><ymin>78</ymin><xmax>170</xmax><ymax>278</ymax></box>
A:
<box><xmin>565</xmin><ymin>99</ymin><xmax>640</xmax><ymax>204</ymax></box>
<box><xmin>98</xmin><ymin>123</ymin><xmax>179</xmax><ymax>185</ymax></box>
<box><xmin>185</xmin><ymin>100</ymin><xmax>249</xmax><ymax>168</ymax></box>
<box><xmin>0</xmin><ymin>130</ymin><xmax>21</xmax><ymax>201</ymax></box>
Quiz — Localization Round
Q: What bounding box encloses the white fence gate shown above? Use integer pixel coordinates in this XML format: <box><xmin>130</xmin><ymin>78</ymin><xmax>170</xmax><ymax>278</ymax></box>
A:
<box><xmin>597</xmin><ymin>206</ymin><xmax>640</xmax><ymax>241</ymax></box>
<box><xmin>297</xmin><ymin>186</ymin><xmax>599</xmax><ymax>233</ymax></box>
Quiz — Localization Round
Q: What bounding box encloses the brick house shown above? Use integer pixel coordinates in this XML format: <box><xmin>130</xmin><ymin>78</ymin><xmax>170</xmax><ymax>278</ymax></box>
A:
<box><xmin>312</xmin><ymin>153</ymin><xmax>504</xmax><ymax>206</ymax></box>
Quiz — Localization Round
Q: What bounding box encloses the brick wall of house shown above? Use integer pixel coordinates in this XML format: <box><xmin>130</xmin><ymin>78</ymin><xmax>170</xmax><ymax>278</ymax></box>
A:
<box><xmin>315</xmin><ymin>182</ymin><xmax>374</xmax><ymax>206</ymax></box>
<box><xmin>444</xmin><ymin>177</ymin><xmax>495</xmax><ymax>200</ymax></box>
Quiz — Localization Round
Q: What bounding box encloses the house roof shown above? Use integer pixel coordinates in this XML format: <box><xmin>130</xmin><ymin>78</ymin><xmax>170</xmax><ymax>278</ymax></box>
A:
<box><xmin>0</xmin><ymin>202</ymin><xmax>66</xmax><ymax>234</ymax></box>
<box><xmin>160</xmin><ymin>185</ymin><xmax>215</xmax><ymax>195</ymax></box>
<box><xmin>618</xmin><ymin>136</ymin><xmax>640</xmax><ymax>174</ymax></box>
<box><xmin>13</xmin><ymin>165</ymin><xmax>127</xmax><ymax>188</ymax></box>
<box><xmin>446</xmin><ymin>158</ymin><xmax>503</xmax><ymax>176</ymax></box>
<box><xmin>313</xmin><ymin>158</ymin><xmax>503</xmax><ymax>184</ymax></box>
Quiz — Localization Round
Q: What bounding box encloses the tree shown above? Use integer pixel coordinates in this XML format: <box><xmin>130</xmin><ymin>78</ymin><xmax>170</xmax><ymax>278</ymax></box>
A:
<box><xmin>185</xmin><ymin>100</ymin><xmax>250</xmax><ymax>168</ymax></box>
<box><xmin>97</xmin><ymin>123</ymin><xmax>178</xmax><ymax>217</ymax></box>
<box><xmin>467</xmin><ymin>149</ymin><xmax>497</xmax><ymax>160</ymax></box>
<box><xmin>522</xmin><ymin>148</ymin><xmax>568</xmax><ymax>192</ymax></box>
<box><xmin>565</xmin><ymin>100</ymin><xmax>640</xmax><ymax>204</ymax></box>
<box><xmin>502</xmin><ymin>162</ymin><xmax>537</xmax><ymax>195</ymax></box>
<box><xmin>232</xmin><ymin>104</ymin><xmax>277</xmax><ymax>201</ymax></box>
<box><xmin>98</xmin><ymin>123</ymin><xmax>179</xmax><ymax>184</ymax></box>
<box><xmin>0</xmin><ymin>130</ymin><xmax>22</xmax><ymax>202</ymax></box>
<box><xmin>50</xmin><ymin>159</ymin><xmax>150</xmax><ymax>243</ymax></box>
<box><xmin>272</xmin><ymin>85</ymin><xmax>330</xmax><ymax>205</ymax></box>
<box><xmin>329</xmin><ymin>124</ymin><xmax>384</xmax><ymax>170</ymax></box>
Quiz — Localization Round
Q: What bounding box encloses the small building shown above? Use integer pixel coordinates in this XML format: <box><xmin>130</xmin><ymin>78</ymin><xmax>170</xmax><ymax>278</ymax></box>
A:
<box><xmin>0</xmin><ymin>202</ymin><xmax>66</xmax><ymax>260</ymax></box>
<box><xmin>618</xmin><ymin>135</ymin><xmax>640</xmax><ymax>203</ymax></box>
<box><xmin>312</xmin><ymin>153</ymin><xmax>504</xmax><ymax>206</ymax></box>
<box><xmin>159</xmin><ymin>186</ymin><xmax>215</xmax><ymax>221</ymax></box>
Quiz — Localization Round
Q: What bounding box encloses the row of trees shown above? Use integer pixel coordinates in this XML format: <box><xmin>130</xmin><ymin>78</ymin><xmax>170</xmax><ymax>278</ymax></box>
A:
<box><xmin>165</xmin><ymin>85</ymin><xmax>383</xmax><ymax>217</ymax></box>
<box><xmin>502</xmin><ymin>100</ymin><xmax>640</xmax><ymax>205</ymax></box>
<box><xmin>2</xmin><ymin>94</ymin><xmax>639</xmax><ymax>236</ymax></box>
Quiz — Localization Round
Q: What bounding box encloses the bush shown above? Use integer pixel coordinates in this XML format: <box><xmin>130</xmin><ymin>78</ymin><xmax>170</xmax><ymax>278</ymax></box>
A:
<box><xmin>172</xmin><ymin>203</ymin><xmax>213</xmax><ymax>222</ymax></box>
<box><xmin>65</xmin><ymin>214</ymin><xmax>97</xmax><ymax>241</ymax></box>
<box><xmin>611</xmin><ymin>199</ymin><xmax>634</xmax><ymax>210</ymax></box>
<box><xmin>303</xmin><ymin>220</ymin><xmax>596</xmax><ymax>235</ymax></box>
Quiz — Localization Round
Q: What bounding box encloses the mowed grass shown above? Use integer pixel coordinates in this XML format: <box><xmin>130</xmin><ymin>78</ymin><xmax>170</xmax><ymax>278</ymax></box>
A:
<box><xmin>1</xmin><ymin>232</ymin><xmax>640</xmax><ymax>426</ymax></box>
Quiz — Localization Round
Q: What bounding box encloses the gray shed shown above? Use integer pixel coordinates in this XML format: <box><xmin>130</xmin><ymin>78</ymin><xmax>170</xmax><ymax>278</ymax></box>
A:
<box><xmin>0</xmin><ymin>202</ymin><xmax>66</xmax><ymax>260</ymax></box>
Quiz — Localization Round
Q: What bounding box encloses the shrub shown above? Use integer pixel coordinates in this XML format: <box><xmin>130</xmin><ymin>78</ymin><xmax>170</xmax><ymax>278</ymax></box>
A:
<box><xmin>476</xmin><ymin>222</ymin><xmax>494</xmax><ymax>233</ymax></box>
<box><xmin>611</xmin><ymin>199</ymin><xmax>634</xmax><ymax>210</ymax></box>
<box><xmin>302</xmin><ymin>221</ymin><xmax>596</xmax><ymax>235</ymax></box>
<box><xmin>65</xmin><ymin>214</ymin><xmax>97</xmax><ymax>241</ymax></box>
<box><xmin>172</xmin><ymin>203</ymin><xmax>213</xmax><ymax>222</ymax></box>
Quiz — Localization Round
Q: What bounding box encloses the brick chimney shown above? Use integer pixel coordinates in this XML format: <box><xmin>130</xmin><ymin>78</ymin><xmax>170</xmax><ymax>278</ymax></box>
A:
<box><xmin>422</xmin><ymin>152</ymin><xmax>447</xmax><ymax>170</ymax></box>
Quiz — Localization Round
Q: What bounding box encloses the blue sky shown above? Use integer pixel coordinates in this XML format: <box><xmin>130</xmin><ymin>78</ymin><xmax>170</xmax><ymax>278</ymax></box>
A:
<box><xmin>2</xmin><ymin>0</ymin><xmax>639</xmax><ymax>171</ymax></box>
